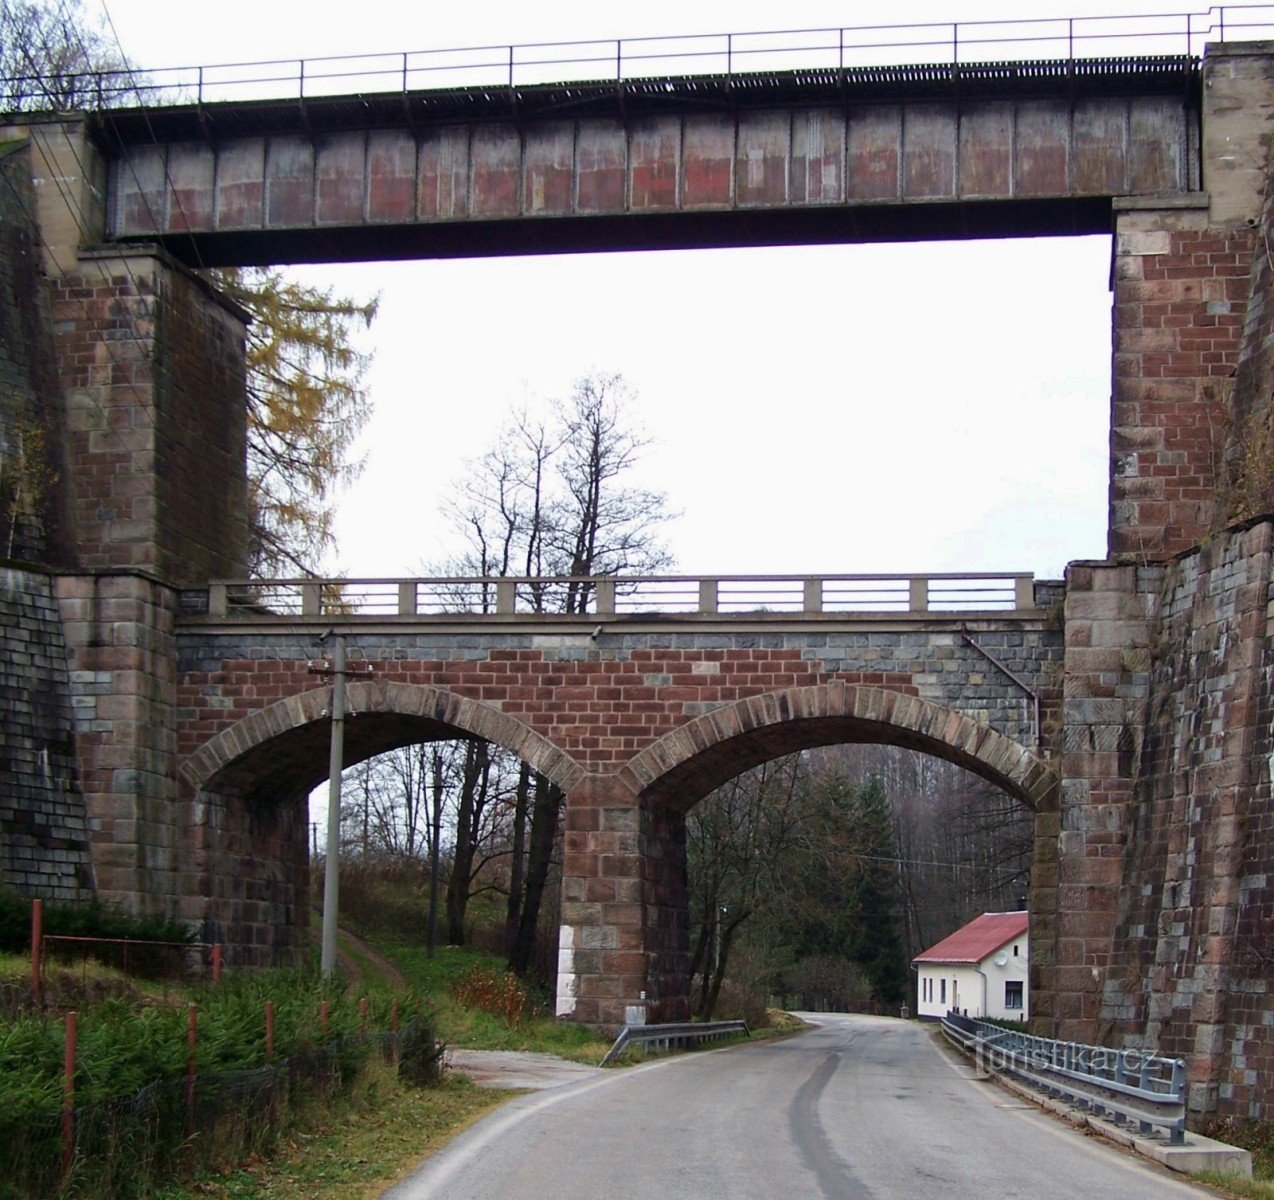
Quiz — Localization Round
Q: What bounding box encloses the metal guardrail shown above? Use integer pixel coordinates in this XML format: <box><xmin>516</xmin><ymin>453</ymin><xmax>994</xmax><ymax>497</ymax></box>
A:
<box><xmin>185</xmin><ymin>573</ymin><xmax>1040</xmax><ymax>621</ymax></box>
<box><xmin>600</xmin><ymin>1019</ymin><xmax>750</xmax><ymax>1066</ymax></box>
<box><xmin>3</xmin><ymin>6</ymin><xmax>1273</xmax><ymax>108</ymax></box>
<box><xmin>941</xmin><ymin>1011</ymin><xmax>1187</xmax><ymax>1144</ymax></box>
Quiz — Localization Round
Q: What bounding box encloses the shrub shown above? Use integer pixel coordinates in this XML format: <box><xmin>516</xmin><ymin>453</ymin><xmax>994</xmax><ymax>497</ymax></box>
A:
<box><xmin>0</xmin><ymin>969</ymin><xmax>438</xmax><ymax>1198</ymax></box>
<box><xmin>709</xmin><ymin>977</ymin><xmax>768</xmax><ymax>1029</ymax></box>
<box><xmin>451</xmin><ymin>965</ymin><xmax>529</xmax><ymax>1027</ymax></box>
<box><xmin>0</xmin><ymin>891</ymin><xmax>194</xmax><ymax>978</ymax></box>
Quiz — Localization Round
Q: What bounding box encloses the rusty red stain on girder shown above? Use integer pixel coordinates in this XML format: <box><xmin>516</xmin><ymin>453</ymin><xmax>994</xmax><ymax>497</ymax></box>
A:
<box><xmin>367</xmin><ymin>131</ymin><xmax>417</xmax><ymax>223</ymax></box>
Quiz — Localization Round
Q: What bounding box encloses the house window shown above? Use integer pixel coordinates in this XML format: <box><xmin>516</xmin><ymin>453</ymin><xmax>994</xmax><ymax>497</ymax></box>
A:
<box><xmin>940</xmin><ymin>978</ymin><xmax>946</xmax><ymax>1005</ymax></box>
<box><xmin>1005</xmin><ymin>981</ymin><xmax>1024</xmax><ymax>1010</ymax></box>
<box><xmin>1013</xmin><ymin>944</ymin><xmax>1020</xmax><ymax>957</ymax></box>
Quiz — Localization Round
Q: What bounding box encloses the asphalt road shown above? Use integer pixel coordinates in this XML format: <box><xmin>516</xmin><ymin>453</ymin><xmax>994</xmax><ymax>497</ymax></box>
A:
<box><xmin>385</xmin><ymin>1013</ymin><xmax>1212</xmax><ymax>1200</ymax></box>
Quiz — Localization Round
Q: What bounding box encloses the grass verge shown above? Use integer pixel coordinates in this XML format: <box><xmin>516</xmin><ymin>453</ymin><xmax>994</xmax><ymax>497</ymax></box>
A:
<box><xmin>151</xmin><ymin>1072</ymin><xmax>507</xmax><ymax>1200</ymax></box>
<box><xmin>1194</xmin><ymin>1118</ymin><xmax>1274</xmax><ymax>1197</ymax></box>
<box><xmin>1193</xmin><ymin>1172</ymin><xmax>1274</xmax><ymax>1199</ymax></box>
<box><xmin>379</xmin><ymin>943</ymin><xmax>613</xmax><ymax>1064</ymax></box>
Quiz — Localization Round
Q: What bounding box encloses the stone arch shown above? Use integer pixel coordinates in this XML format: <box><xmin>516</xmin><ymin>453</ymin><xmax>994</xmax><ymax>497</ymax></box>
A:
<box><xmin>618</xmin><ymin>682</ymin><xmax>1057</xmax><ymax>811</ymax></box>
<box><xmin>182</xmin><ymin>682</ymin><xmax>586</xmax><ymax>967</ymax></box>
<box><xmin>182</xmin><ymin>681</ymin><xmax>586</xmax><ymax>799</ymax></box>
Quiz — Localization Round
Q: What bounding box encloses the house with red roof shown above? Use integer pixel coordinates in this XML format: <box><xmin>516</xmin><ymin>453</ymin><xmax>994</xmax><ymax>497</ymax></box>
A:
<box><xmin>912</xmin><ymin>911</ymin><xmax>1029</xmax><ymax>1021</ymax></box>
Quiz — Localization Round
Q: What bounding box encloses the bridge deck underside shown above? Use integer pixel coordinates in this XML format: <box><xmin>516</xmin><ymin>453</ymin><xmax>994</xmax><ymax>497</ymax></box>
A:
<box><xmin>102</xmin><ymin>59</ymin><xmax>1200</xmax><ymax>265</ymax></box>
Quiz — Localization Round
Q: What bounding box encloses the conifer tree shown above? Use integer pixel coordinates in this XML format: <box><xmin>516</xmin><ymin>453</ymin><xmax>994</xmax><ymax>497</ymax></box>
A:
<box><xmin>212</xmin><ymin>268</ymin><xmax>377</xmax><ymax>577</ymax></box>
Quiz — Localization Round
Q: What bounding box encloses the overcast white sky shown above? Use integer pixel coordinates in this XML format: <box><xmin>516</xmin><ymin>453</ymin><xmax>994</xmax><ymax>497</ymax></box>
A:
<box><xmin>93</xmin><ymin>1</ymin><xmax>1235</xmax><ymax>582</ymax></box>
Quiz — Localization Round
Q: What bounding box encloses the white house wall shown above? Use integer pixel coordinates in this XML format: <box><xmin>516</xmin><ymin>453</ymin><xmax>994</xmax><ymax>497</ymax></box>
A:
<box><xmin>916</xmin><ymin>937</ymin><xmax>1029</xmax><ymax>1020</ymax></box>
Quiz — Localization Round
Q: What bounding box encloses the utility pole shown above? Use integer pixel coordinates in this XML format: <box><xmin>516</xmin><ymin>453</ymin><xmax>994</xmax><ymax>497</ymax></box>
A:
<box><xmin>427</xmin><ymin>748</ymin><xmax>443</xmax><ymax>958</ymax></box>
<box><xmin>317</xmin><ymin>634</ymin><xmax>345</xmax><ymax>978</ymax></box>
<box><xmin>309</xmin><ymin>633</ymin><xmax>372</xmax><ymax>979</ymax></box>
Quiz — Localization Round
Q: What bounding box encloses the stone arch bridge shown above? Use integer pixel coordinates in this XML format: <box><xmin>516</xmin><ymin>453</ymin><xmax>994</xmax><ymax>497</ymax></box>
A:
<box><xmin>172</xmin><ymin>571</ymin><xmax>1061</xmax><ymax>1024</ymax></box>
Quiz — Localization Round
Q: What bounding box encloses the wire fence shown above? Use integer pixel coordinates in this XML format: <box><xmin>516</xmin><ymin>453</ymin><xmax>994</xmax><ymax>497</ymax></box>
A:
<box><xmin>25</xmin><ymin>901</ymin><xmax>221</xmax><ymax>1009</ymax></box>
<box><xmin>7</xmin><ymin>1009</ymin><xmax>441</xmax><ymax>1199</ymax></box>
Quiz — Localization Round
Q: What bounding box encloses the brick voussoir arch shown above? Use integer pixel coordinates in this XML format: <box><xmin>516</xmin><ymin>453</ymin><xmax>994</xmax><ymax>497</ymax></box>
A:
<box><xmin>180</xmin><ymin>681</ymin><xmax>587</xmax><ymax>794</ymax></box>
<box><xmin>618</xmin><ymin>682</ymin><xmax>1057</xmax><ymax>810</ymax></box>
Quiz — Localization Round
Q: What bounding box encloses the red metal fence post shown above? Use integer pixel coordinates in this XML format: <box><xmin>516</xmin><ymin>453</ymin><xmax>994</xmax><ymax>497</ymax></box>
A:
<box><xmin>30</xmin><ymin>899</ymin><xmax>43</xmax><ymax>1010</ymax></box>
<box><xmin>359</xmin><ymin>996</ymin><xmax>368</xmax><ymax>1034</ymax></box>
<box><xmin>61</xmin><ymin>1010</ymin><xmax>76</xmax><ymax>1183</ymax></box>
<box><xmin>211</xmin><ymin>943</ymin><xmax>222</xmax><ymax>984</ymax></box>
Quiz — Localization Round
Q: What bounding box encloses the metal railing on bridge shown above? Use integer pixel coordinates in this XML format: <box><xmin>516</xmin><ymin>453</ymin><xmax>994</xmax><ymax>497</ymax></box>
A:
<box><xmin>186</xmin><ymin>572</ymin><xmax>1041</xmax><ymax>621</ymax></box>
<box><xmin>941</xmin><ymin>1011</ymin><xmax>1187</xmax><ymax>1144</ymax></box>
<box><xmin>4</xmin><ymin>6</ymin><xmax>1273</xmax><ymax>108</ymax></box>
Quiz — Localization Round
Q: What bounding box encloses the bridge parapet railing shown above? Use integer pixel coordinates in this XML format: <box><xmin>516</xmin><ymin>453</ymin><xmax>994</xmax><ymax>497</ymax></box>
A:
<box><xmin>189</xmin><ymin>573</ymin><xmax>1041</xmax><ymax>621</ymax></box>
<box><xmin>8</xmin><ymin>6</ymin><xmax>1274</xmax><ymax>109</ymax></box>
<box><xmin>941</xmin><ymin>1011</ymin><xmax>1187</xmax><ymax>1144</ymax></box>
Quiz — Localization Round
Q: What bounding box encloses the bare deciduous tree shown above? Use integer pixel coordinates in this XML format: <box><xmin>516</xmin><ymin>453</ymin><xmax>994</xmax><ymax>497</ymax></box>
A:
<box><xmin>0</xmin><ymin>0</ymin><xmax>130</xmax><ymax>112</ymax></box>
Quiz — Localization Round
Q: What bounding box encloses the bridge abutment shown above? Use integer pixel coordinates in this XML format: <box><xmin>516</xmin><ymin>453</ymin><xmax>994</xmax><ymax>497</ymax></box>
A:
<box><xmin>1107</xmin><ymin>43</ymin><xmax>1274</xmax><ymax>562</ymax></box>
<box><xmin>48</xmin><ymin>251</ymin><xmax>248</xmax><ymax>927</ymax></box>
<box><xmin>1109</xmin><ymin>204</ymin><xmax>1255</xmax><ymax>559</ymax></box>
<box><xmin>1049</xmin><ymin>562</ymin><xmax>1155</xmax><ymax>1037</ymax></box>
<box><xmin>1</xmin><ymin>115</ymin><xmax>252</xmax><ymax>928</ymax></box>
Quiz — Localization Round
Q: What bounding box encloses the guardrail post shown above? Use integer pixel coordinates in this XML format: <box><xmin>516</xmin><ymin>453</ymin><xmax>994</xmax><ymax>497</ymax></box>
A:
<box><xmin>699</xmin><ymin>578</ymin><xmax>719</xmax><ymax>614</ymax></box>
<box><xmin>1170</xmin><ymin>1061</ymin><xmax>1187</xmax><ymax>1144</ymax></box>
<box><xmin>908</xmin><ymin>578</ymin><xmax>929</xmax><ymax>612</ymax></box>
<box><xmin>208</xmin><ymin>583</ymin><xmax>228</xmax><ymax>617</ymax></box>
<box><xmin>1015</xmin><ymin>575</ymin><xmax>1035</xmax><ymax>610</ymax></box>
<box><xmin>803</xmin><ymin>578</ymin><xmax>822</xmax><ymax>613</ymax></box>
<box><xmin>301</xmin><ymin>581</ymin><xmax>321</xmax><ymax>617</ymax></box>
<box><xmin>397</xmin><ymin>581</ymin><xmax>418</xmax><ymax>615</ymax></box>
<box><xmin>595</xmin><ymin>578</ymin><xmax>616</xmax><ymax>614</ymax></box>
<box><xmin>496</xmin><ymin>579</ymin><xmax>516</xmax><ymax>614</ymax></box>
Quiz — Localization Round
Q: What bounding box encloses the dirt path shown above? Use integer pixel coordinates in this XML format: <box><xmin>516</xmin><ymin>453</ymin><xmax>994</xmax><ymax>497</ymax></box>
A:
<box><xmin>308</xmin><ymin>911</ymin><xmax>410</xmax><ymax>991</ymax></box>
<box><xmin>339</xmin><ymin>925</ymin><xmax>410</xmax><ymax>990</ymax></box>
